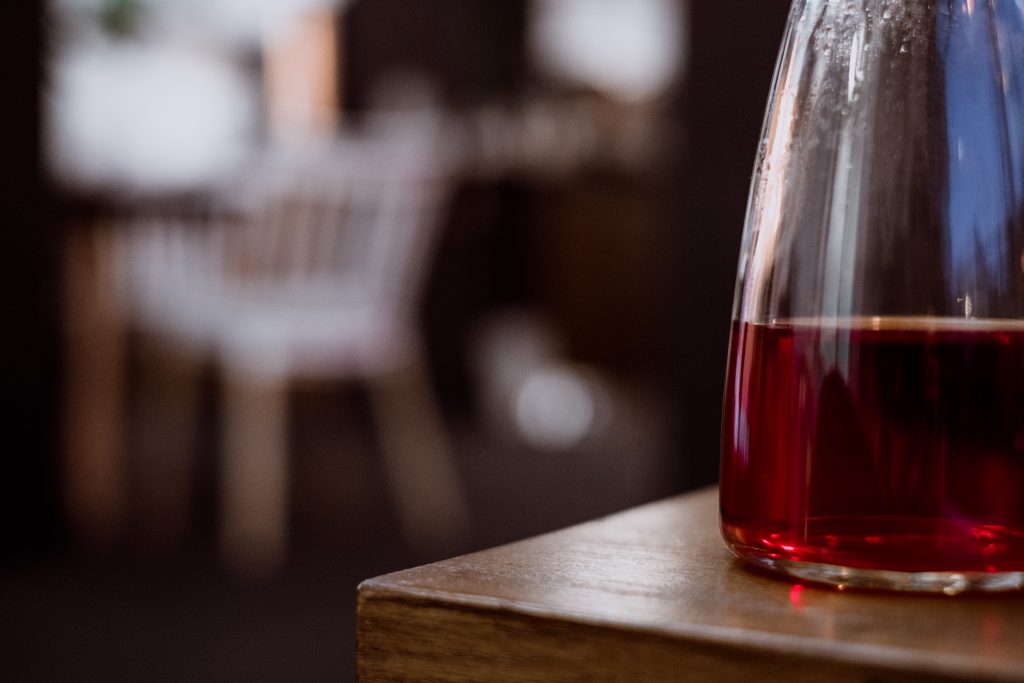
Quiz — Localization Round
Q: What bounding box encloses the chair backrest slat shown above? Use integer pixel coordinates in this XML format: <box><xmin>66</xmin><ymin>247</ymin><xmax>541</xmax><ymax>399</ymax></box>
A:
<box><xmin>112</xmin><ymin>109</ymin><xmax>452</xmax><ymax>344</ymax></box>
<box><xmin>227</xmin><ymin>114</ymin><xmax>449</xmax><ymax>315</ymax></box>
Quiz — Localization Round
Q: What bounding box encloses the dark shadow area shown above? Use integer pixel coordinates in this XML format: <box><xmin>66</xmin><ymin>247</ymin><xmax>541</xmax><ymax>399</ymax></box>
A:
<box><xmin>4</xmin><ymin>1</ymin><xmax>791</xmax><ymax>680</ymax></box>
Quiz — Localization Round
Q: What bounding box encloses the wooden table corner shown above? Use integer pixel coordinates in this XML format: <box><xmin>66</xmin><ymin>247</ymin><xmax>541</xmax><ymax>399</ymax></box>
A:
<box><xmin>357</xmin><ymin>486</ymin><xmax>1024</xmax><ymax>682</ymax></box>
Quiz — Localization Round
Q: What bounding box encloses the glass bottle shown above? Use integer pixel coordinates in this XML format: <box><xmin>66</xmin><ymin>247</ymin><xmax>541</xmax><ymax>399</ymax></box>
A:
<box><xmin>721</xmin><ymin>0</ymin><xmax>1024</xmax><ymax>593</ymax></box>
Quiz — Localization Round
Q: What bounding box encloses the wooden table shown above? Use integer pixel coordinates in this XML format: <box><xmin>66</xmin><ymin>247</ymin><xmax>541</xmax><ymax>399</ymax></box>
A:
<box><xmin>357</xmin><ymin>487</ymin><xmax>1024</xmax><ymax>682</ymax></box>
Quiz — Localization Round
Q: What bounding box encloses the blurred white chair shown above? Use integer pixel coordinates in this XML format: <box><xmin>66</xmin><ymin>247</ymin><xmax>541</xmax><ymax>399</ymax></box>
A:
<box><xmin>110</xmin><ymin>112</ymin><xmax>470</xmax><ymax>576</ymax></box>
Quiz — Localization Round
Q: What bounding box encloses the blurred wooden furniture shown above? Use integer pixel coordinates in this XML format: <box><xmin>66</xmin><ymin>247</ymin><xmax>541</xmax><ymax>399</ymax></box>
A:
<box><xmin>358</xmin><ymin>487</ymin><xmax>1024</xmax><ymax>682</ymax></box>
<box><xmin>76</xmin><ymin>111</ymin><xmax>469</xmax><ymax>576</ymax></box>
<box><xmin>63</xmin><ymin>218</ymin><xmax>131</xmax><ymax>547</ymax></box>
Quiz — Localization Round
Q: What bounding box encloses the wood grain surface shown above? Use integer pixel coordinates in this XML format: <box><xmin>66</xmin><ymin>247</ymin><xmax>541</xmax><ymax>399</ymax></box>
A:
<box><xmin>357</xmin><ymin>487</ymin><xmax>1024</xmax><ymax>682</ymax></box>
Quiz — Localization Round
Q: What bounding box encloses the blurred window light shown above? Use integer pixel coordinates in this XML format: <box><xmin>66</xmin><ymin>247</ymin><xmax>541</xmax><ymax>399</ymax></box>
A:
<box><xmin>46</xmin><ymin>0</ymin><xmax>361</xmax><ymax>193</ymax></box>
<box><xmin>529</xmin><ymin>0</ymin><xmax>687</xmax><ymax>102</ymax></box>
<box><xmin>47</xmin><ymin>39</ymin><xmax>256</xmax><ymax>193</ymax></box>
<box><xmin>51</xmin><ymin>0</ymin><xmax>359</xmax><ymax>44</ymax></box>
<box><xmin>163</xmin><ymin>0</ymin><xmax>351</xmax><ymax>43</ymax></box>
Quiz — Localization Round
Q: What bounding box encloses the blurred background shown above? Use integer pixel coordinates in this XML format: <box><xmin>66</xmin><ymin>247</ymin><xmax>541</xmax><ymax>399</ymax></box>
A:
<box><xmin>4</xmin><ymin>0</ymin><xmax>790</xmax><ymax>679</ymax></box>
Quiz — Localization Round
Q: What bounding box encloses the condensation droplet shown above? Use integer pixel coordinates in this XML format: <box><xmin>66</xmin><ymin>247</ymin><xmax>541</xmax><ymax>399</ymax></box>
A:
<box><xmin>900</xmin><ymin>43</ymin><xmax>909</xmax><ymax>53</ymax></box>
<box><xmin>883</xmin><ymin>8</ymin><xmax>893</xmax><ymax>20</ymax></box>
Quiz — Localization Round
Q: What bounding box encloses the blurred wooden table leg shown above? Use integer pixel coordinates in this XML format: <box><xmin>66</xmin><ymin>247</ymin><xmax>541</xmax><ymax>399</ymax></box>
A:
<box><xmin>62</xmin><ymin>220</ymin><xmax>128</xmax><ymax>547</ymax></box>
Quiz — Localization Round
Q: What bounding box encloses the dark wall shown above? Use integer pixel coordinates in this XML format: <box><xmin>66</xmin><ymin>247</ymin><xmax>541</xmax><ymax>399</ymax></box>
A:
<box><xmin>343</xmin><ymin>0</ymin><xmax>527</xmax><ymax>110</ymax></box>
<box><xmin>343</xmin><ymin>1</ymin><xmax>532</xmax><ymax>413</ymax></box>
<box><xmin>671</xmin><ymin>1</ymin><xmax>792</xmax><ymax>488</ymax></box>
<box><xmin>343</xmin><ymin>0</ymin><xmax>796</xmax><ymax>489</ymax></box>
<box><xmin>1</xmin><ymin>0</ymin><xmax>62</xmax><ymax>555</ymax></box>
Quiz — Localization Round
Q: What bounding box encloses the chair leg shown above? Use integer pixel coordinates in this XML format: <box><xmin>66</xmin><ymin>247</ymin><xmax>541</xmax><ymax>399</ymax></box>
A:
<box><xmin>367</xmin><ymin>353</ymin><xmax>471</xmax><ymax>557</ymax></box>
<box><xmin>220</xmin><ymin>367</ymin><xmax>290</xmax><ymax>578</ymax></box>
<box><xmin>133</xmin><ymin>342</ymin><xmax>202</xmax><ymax>551</ymax></box>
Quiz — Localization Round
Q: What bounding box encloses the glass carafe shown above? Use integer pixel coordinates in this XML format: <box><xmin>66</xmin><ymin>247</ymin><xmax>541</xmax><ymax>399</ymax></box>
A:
<box><xmin>721</xmin><ymin>0</ymin><xmax>1024</xmax><ymax>593</ymax></box>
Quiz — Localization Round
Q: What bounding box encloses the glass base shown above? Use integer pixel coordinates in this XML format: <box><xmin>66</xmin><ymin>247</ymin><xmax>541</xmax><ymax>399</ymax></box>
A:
<box><xmin>743</xmin><ymin>555</ymin><xmax>1024</xmax><ymax>594</ymax></box>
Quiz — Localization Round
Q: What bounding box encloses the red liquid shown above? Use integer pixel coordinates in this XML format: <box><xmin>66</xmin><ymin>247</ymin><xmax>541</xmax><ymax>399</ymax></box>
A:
<box><xmin>721</xmin><ymin>318</ymin><xmax>1024</xmax><ymax>573</ymax></box>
